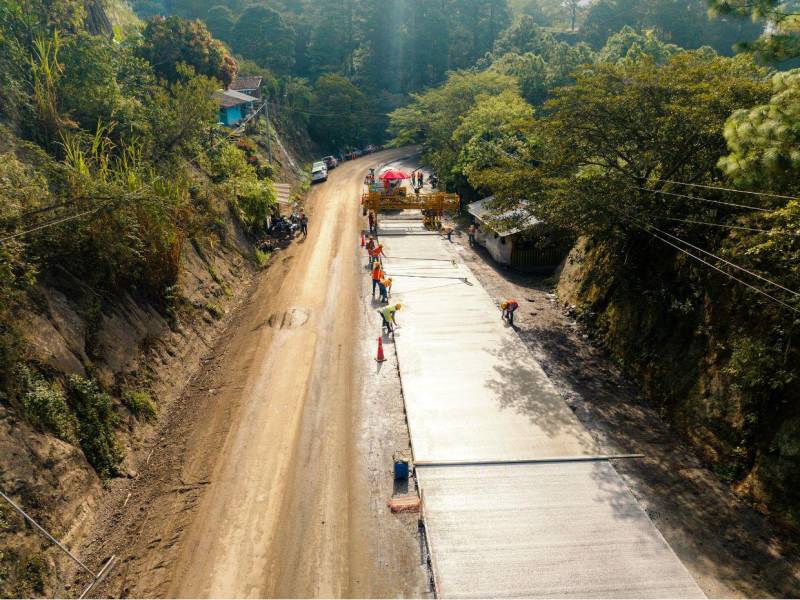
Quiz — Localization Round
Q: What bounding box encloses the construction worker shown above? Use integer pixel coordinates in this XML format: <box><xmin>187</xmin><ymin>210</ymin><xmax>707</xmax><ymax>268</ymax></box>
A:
<box><xmin>501</xmin><ymin>299</ymin><xmax>519</xmax><ymax>326</ymax></box>
<box><xmin>365</xmin><ymin>235</ymin><xmax>376</xmax><ymax>267</ymax></box>
<box><xmin>380</xmin><ymin>303</ymin><xmax>401</xmax><ymax>334</ymax></box>
<box><xmin>468</xmin><ymin>224</ymin><xmax>477</xmax><ymax>246</ymax></box>
<box><xmin>368</xmin><ymin>210</ymin><xmax>377</xmax><ymax>235</ymax></box>
<box><xmin>371</xmin><ymin>261</ymin><xmax>384</xmax><ymax>298</ymax></box>
<box><xmin>299</xmin><ymin>211</ymin><xmax>308</xmax><ymax>237</ymax></box>
<box><xmin>379</xmin><ymin>276</ymin><xmax>392</xmax><ymax>303</ymax></box>
<box><xmin>369</xmin><ymin>242</ymin><xmax>386</xmax><ymax>267</ymax></box>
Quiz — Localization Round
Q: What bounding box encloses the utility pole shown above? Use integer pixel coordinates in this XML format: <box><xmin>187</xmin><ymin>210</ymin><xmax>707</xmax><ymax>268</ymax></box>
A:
<box><xmin>264</xmin><ymin>99</ymin><xmax>273</xmax><ymax>163</ymax></box>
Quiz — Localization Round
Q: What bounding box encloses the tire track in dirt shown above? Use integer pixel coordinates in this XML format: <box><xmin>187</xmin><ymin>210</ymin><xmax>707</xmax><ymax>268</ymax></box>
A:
<box><xmin>80</xmin><ymin>149</ymin><xmax>416</xmax><ymax>598</ymax></box>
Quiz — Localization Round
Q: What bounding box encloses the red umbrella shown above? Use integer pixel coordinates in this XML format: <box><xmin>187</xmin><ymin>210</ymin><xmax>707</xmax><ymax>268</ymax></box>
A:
<box><xmin>379</xmin><ymin>168</ymin><xmax>410</xmax><ymax>181</ymax></box>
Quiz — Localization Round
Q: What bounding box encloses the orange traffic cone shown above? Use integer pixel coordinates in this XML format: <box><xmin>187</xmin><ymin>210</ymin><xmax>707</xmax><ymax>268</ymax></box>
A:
<box><xmin>360</xmin><ymin>232</ymin><xmax>365</xmax><ymax>247</ymax></box>
<box><xmin>376</xmin><ymin>336</ymin><xmax>386</xmax><ymax>362</ymax></box>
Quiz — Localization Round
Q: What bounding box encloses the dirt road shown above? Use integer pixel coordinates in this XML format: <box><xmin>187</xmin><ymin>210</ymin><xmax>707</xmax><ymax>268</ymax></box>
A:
<box><xmin>83</xmin><ymin>149</ymin><xmax>426</xmax><ymax>598</ymax></box>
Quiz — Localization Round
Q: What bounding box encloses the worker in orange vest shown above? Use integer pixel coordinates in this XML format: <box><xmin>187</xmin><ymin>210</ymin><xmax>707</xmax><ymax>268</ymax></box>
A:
<box><xmin>378</xmin><ymin>276</ymin><xmax>392</xmax><ymax>303</ymax></box>
<box><xmin>500</xmin><ymin>299</ymin><xmax>519</xmax><ymax>326</ymax></box>
<box><xmin>371</xmin><ymin>261</ymin><xmax>384</xmax><ymax>298</ymax></box>
<box><xmin>369</xmin><ymin>242</ymin><xmax>385</xmax><ymax>267</ymax></box>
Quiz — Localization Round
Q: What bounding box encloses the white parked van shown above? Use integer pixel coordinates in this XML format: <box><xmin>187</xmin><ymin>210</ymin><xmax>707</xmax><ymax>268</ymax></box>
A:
<box><xmin>311</xmin><ymin>161</ymin><xmax>328</xmax><ymax>183</ymax></box>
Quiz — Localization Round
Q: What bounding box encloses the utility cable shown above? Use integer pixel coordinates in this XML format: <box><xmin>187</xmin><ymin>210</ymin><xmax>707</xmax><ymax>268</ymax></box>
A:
<box><xmin>634</xmin><ymin>186</ymin><xmax>771</xmax><ymax>212</ymax></box>
<box><xmin>0</xmin><ymin>101</ymin><xmax>270</xmax><ymax>245</ymax></box>
<box><xmin>649</xmin><ymin>224</ymin><xmax>800</xmax><ymax>299</ymax></box>
<box><xmin>655</xmin><ymin>215</ymin><xmax>773</xmax><ymax>233</ymax></box>
<box><xmin>268</xmin><ymin>102</ymin><xmax>390</xmax><ymax>119</ymax></box>
<box><xmin>607</xmin><ymin>205</ymin><xmax>800</xmax><ymax>314</ymax></box>
<box><xmin>0</xmin><ymin>206</ymin><xmax>106</xmax><ymax>243</ymax></box>
<box><xmin>646</xmin><ymin>229</ymin><xmax>800</xmax><ymax>314</ymax></box>
<box><xmin>642</xmin><ymin>177</ymin><xmax>800</xmax><ymax>202</ymax></box>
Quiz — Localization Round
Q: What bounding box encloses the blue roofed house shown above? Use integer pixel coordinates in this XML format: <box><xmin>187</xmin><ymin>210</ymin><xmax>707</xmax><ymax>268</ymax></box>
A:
<box><xmin>213</xmin><ymin>89</ymin><xmax>258</xmax><ymax>127</ymax></box>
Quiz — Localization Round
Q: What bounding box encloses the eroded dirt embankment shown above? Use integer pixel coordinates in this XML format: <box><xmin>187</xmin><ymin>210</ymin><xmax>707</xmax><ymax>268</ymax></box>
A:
<box><xmin>1</xmin><ymin>221</ymin><xmax>259</xmax><ymax>597</ymax></box>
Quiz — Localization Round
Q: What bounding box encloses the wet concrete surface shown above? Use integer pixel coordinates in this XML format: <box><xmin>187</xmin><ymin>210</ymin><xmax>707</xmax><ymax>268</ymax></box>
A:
<box><xmin>445</xmin><ymin>222</ymin><xmax>800</xmax><ymax>598</ymax></box>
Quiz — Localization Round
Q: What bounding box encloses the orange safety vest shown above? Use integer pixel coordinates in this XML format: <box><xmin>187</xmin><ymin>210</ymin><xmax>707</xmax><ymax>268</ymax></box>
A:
<box><xmin>372</xmin><ymin>266</ymin><xmax>384</xmax><ymax>281</ymax></box>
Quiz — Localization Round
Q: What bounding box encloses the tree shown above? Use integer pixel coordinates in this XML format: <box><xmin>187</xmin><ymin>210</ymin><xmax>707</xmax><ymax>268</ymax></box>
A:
<box><xmin>493</xmin><ymin>15</ymin><xmax>560</xmax><ymax>56</ymax></box>
<box><xmin>139</xmin><ymin>15</ymin><xmax>237</xmax><ymax>86</ymax></box>
<box><xmin>204</xmin><ymin>5</ymin><xmax>236</xmax><ymax>42</ymax></box>
<box><xmin>230</xmin><ymin>5</ymin><xmax>295</xmax><ymax>75</ymax></box>
<box><xmin>540</xmin><ymin>51</ymin><xmax>770</xmax><ymax>235</ymax></box>
<box><xmin>564</xmin><ymin>0</ymin><xmax>580</xmax><ymax>31</ymax></box>
<box><xmin>597</xmin><ymin>25</ymin><xmax>682</xmax><ymax>64</ymax></box>
<box><xmin>389</xmin><ymin>70</ymin><xmax>519</xmax><ymax>190</ymax></box>
<box><xmin>581</xmin><ymin>0</ymin><xmax>761</xmax><ymax>55</ymax></box>
<box><xmin>308</xmin><ymin>74</ymin><xmax>368</xmax><ymax>150</ymax></box>
<box><xmin>306</xmin><ymin>0</ymin><xmax>356</xmax><ymax>77</ymax></box>
<box><xmin>453</xmin><ymin>89</ymin><xmax>541</xmax><ymax>198</ymax></box>
<box><xmin>487</xmin><ymin>18</ymin><xmax>594</xmax><ymax>105</ymax></box>
<box><xmin>718</xmin><ymin>69</ymin><xmax>800</xmax><ymax>191</ymax></box>
<box><xmin>707</xmin><ymin>0</ymin><xmax>800</xmax><ymax>61</ymax></box>
<box><xmin>145</xmin><ymin>72</ymin><xmax>219</xmax><ymax>161</ymax></box>
<box><xmin>57</xmin><ymin>32</ymin><xmax>121</xmax><ymax>131</ymax></box>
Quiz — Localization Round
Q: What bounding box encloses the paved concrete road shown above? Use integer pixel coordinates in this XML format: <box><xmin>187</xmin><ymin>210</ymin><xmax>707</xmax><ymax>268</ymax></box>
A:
<box><xmin>378</xmin><ymin>211</ymin><xmax>704</xmax><ymax>599</ymax></box>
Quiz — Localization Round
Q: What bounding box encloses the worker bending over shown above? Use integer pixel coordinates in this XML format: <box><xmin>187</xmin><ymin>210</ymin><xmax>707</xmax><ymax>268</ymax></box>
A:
<box><xmin>379</xmin><ymin>277</ymin><xmax>392</xmax><ymax>303</ymax></box>
<box><xmin>380</xmin><ymin>303</ymin><xmax>401</xmax><ymax>334</ymax></box>
<box><xmin>501</xmin><ymin>299</ymin><xmax>519</xmax><ymax>326</ymax></box>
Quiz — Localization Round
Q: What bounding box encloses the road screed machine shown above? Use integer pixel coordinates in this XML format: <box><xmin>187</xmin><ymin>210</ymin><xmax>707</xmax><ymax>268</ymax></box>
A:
<box><xmin>361</xmin><ymin>169</ymin><xmax>459</xmax><ymax>230</ymax></box>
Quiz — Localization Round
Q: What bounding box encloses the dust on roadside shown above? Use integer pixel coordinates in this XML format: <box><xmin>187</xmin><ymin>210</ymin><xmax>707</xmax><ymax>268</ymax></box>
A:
<box><xmin>447</xmin><ymin>225</ymin><xmax>800</xmax><ymax>599</ymax></box>
<box><xmin>349</xmin><ymin>255</ymin><xmax>432</xmax><ymax>598</ymax></box>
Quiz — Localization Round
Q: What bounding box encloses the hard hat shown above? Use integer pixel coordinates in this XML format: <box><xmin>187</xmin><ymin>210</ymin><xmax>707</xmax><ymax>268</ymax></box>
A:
<box><xmin>395</xmin><ymin>303</ymin><xmax>402</xmax><ymax>309</ymax></box>
<box><xmin>501</xmin><ymin>301</ymin><xmax>509</xmax><ymax>309</ymax></box>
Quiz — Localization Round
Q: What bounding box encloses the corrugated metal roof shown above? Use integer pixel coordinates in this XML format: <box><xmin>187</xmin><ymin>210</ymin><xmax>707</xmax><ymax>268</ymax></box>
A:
<box><xmin>273</xmin><ymin>183</ymin><xmax>291</xmax><ymax>205</ymax></box>
<box><xmin>212</xmin><ymin>89</ymin><xmax>258</xmax><ymax>108</ymax></box>
<box><xmin>230</xmin><ymin>76</ymin><xmax>262</xmax><ymax>92</ymax></box>
<box><xmin>467</xmin><ymin>197</ymin><xmax>541</xmax><ymax>237</ymax></box>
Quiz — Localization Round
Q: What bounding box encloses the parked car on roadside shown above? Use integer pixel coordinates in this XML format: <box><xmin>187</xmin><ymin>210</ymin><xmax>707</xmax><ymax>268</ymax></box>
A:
<box><xmin>311</xmin><ymin>161</ymin><xmax>328</xmax><ymax>183</ymax></box>
<box><xmin>322</xmin><ymin>155</ymin><xmax>338</xmax><ymax>169</ymax></box>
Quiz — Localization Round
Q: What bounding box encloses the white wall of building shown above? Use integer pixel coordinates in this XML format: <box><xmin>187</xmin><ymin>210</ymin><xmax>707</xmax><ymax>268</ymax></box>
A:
<box><xmin>476</xmin><ymin>228</ymin><xmax>512</xmax><ymax>265</ymax></box>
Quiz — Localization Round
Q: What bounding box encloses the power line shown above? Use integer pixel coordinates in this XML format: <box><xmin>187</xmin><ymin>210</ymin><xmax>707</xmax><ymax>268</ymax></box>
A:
<box><xmin>1</xmin><ymin>101</ymin><xmax>270</xmax><ymax>245</ymax></box>
<box><xmin>0</xmin><ymin>206</ymin><xmax>107</xmax><ymax>243</ymax></box>
<box><xmin>655</xmin><ymin>215</ymin><xmax>774</xmax><ymax>233</ymax></box>
<box><xmin>635</xmin><ymin>186</ymin><xmax>771</xmax><ymax>212</ymax></box>
<box><xmin>268</xmin><ymin>102</ymin><xmax>390</xmax><ymax>119</ymax></box>
<box><xmin>649</xmin><ymin>224</ymin><xmax>800</xmax><ymax>299</ymax></box>
<box><xmin>607</xmin><ymin>205</ymin><xmax>800</xmax><ymax>314</ymax></box>
<box><xmin>17</xmin><ymin>196</ymin><xmax>116</xmax><ymax>219</ymax></box>
<box><xmin>647</xmin><ymin>229</ymin><xmax>800</xmax><ymax>314</ymax></box>
<box><xmin>643</xmin><ymin>178</ymin><xmax>800</xmax><ymax>202</ymax></box>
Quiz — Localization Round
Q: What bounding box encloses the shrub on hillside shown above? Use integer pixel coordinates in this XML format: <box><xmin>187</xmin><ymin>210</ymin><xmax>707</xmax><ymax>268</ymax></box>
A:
<box><xmin>17</xmin><ymin>367</ymin><xmax>78</xmax><ymax>443</ymax></box>
<box><xmin>66</xmin><ymin>375</ymin><xmax>122</xmax><ymax>477</ymax></box>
